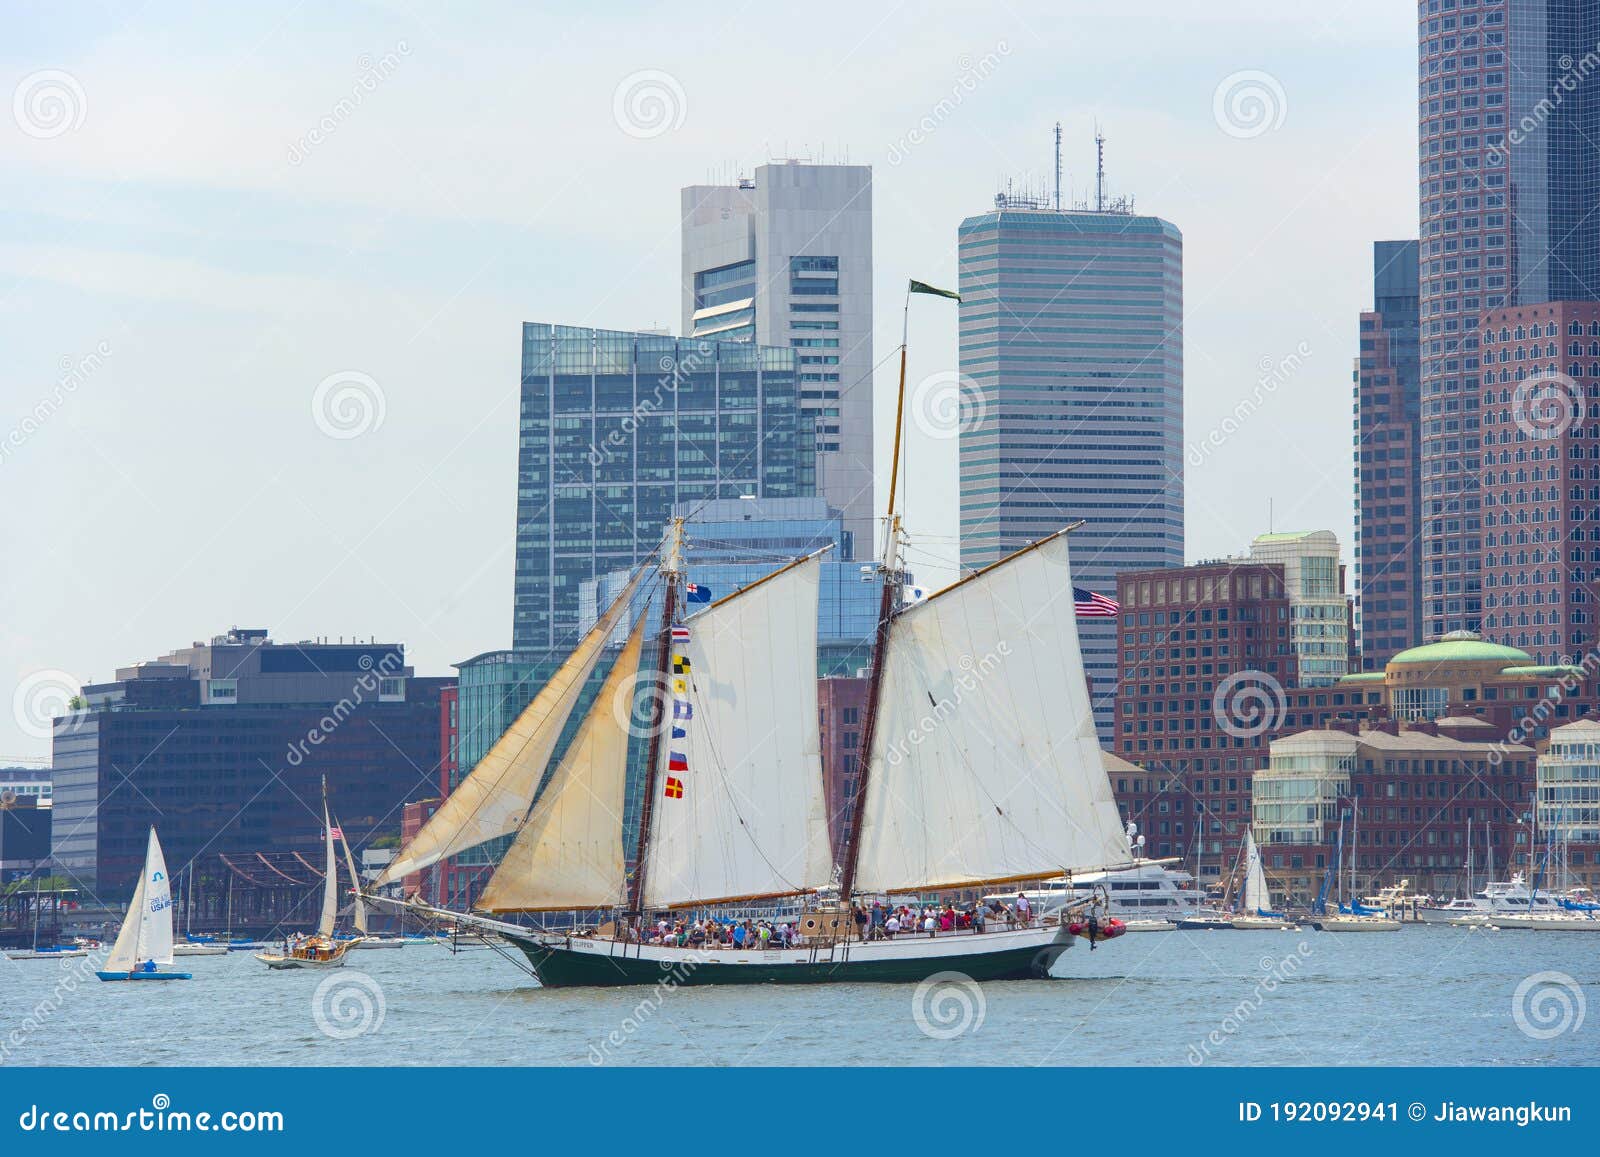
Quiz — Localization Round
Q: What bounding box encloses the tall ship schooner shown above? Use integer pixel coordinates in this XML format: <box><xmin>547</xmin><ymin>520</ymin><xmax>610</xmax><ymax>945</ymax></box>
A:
<box><xmin>370</xmin><ymin>281</ymin><xmax>1137</xmax><ymax>986</ymax></box>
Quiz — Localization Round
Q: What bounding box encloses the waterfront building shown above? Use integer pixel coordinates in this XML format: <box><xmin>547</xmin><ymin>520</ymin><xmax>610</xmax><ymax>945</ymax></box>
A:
<box><xmin>1253</xmin><ymin>724</ymin><xmax>1542</xmax><ymax>903</ymax></box>
<box><xmin>681</xmin><ymin>161</ymin><xmax>873</xmax><ymax>552</ymax></box>
<box><xmin>1355</xmin><ymin>240</ymin><xmax>1423</xmax><ymax>667</ymax></box>
<box><xmin>1417</xmin><ymin>1</ymin><xmax>1600</xmax><ymax>639</ymax></box>
<box><xmin>1247</xmin><ymin>531</ymin><xmax>1350</xmax><ymax>685</ymax></box>
<box><xmin>0</xmin><ymin>796</ymin><xmax>51</xmax><ymax>883</ymax></box>
<box><xmin>511</xmin><ymin>322</ymin><xmax>811</xmax><ymax>661</ymax></box>
<box><xmin>958</xmin><ymin>195</ymin><xmax>1183</xmax><ymax>742</ymax></box>
<box><xmin>0</xmin><ymin>765</ymin><xmax>51</xmax><ymax>805</ymax></box>
<box><xmin>49</xmin><ymin>627</ymin><xmax>450</xmax><ymax>895</ymax></box>
<box><xmin>817</xmin><ymin>674</ymin><xmax>868</xmax><ymax>860</ymax></box>
<box><xmin>1476</xmin><ymin>300</ymin><xmax>1600</xmax><ymax>663</ymax></box>
<box><xmin>1536</xmin><ymin>717</ymin><xmax>1600</xmax><ymax>854</ymax></box>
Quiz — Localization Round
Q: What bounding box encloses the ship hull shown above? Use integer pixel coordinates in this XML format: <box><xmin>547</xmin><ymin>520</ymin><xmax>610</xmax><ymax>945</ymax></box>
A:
<box><xmin>504</xmin><ymin>925</ymin><xmax>1084</xmax><ymax>988</ymax></box>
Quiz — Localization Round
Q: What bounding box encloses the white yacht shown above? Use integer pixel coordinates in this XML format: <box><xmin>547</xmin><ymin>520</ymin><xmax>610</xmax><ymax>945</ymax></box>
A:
<box><xmin>1416</xmin><ymin>873</ymin><xmax>1562</xmax><ymax>923</ymax></box>
<box><xmin>990</xmin><ymin>863</ymin><xmax>1201</xmax><ymax>931</ymax></box>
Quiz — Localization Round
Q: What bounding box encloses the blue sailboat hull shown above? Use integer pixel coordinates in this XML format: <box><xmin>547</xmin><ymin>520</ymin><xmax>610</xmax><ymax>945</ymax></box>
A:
<box><xmin>96</xmin><ymin>971</ymin><xmax>191</xmax><ymax>982</ymax></box>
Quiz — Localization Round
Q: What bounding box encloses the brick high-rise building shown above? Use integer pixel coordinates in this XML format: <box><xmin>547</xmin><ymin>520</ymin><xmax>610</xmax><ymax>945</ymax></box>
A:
<box><xmin>1355</xmin><ymin>240</ymin><xmax>1422</xmax><ymax>667</ymax></box>
<box><xmin>1477</xmin><ymin>299</ymin><xmax>1600</xmax><ymax>662</ymax></box>
<box><xmin>1417</xmin><ymin>0</ymin><xmax>1600</xmax><ymax>639</ymax></box>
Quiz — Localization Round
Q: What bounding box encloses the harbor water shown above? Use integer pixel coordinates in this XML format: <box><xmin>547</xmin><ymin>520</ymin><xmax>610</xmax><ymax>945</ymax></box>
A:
<box><xmin>5</xmin><ymin>925</ymin><xmax>1596</xmax><ymax>1066</ymax></box>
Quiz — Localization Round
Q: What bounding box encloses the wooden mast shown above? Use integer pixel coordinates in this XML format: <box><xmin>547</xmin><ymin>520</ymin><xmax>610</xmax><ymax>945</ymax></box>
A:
<box><xmin>628</xmin><ymin>519</ymin><xmax>683</xmax><ymax>920</ymax></box>
<box><xmin>838</xmin><ymin>287</ymin><xmax>915</xmax><ymax>909</ymax></box>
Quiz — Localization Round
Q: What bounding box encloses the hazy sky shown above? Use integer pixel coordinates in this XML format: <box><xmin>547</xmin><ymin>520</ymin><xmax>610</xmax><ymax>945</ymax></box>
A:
<box><xmin>1</xmin><ymin>1</ymin><xmax>1417</xmax><ymax>759</ymax></box>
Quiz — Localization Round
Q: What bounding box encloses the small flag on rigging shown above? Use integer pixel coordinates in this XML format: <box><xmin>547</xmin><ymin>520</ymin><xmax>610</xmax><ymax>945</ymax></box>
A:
<box><xmin>668</xmin><ymin>752</ymin><xmax>688</xmax><ymax>772</ymax></box>
<box><xmin>685</xmin><ymin>583</ymin><xmax>711</xmax><ymax>604</ymax></box>
<box><xmin>673</xmin><ymin>701</ymin><xmax>693</xmax><ymax>721</ymax></box>
<box><xmin>673</xmin><ymin>655</ymin><xmax>691</xmax><ymax>674</ymax></box>
<box><xmin>663</xmin><ymin>777</ymin><xmax>684</xmax><ymax>799</ymax></box>
<box><xmin>671</xmin><ymin>725</ymin><xmax>687</xmax><ymax>739</ymax></box>
<box><xmin>671</xmin><ymin>626</ymin><xmax>691</xmax><ymax>642</ymax></box>
<box><xmin>1073</xmin><ymin>586</ymin><xmax>1121</xmax><ymax>617</ymax></box>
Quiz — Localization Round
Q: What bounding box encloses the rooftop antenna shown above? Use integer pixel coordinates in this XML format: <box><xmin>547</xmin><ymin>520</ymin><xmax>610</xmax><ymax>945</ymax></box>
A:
<box><xmin>1053</xmin><ymin>121</ymin><xmax>1062</xmax><ymax>211</ymax></box>
<box><xmin>1095</xmin><ymin>125</ymin><xmax>1106</xmax><ymax>213</ymax></box>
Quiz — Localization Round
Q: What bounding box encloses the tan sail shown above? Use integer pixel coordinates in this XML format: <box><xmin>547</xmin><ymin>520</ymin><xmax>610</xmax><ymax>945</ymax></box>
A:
<box><xmin>641</xmin><ymin>551</ymin><xmax>833</xmax><ymax>910</ymax></box>
<box><xmin>375</xmin><ymin>566</ymin><xmax>647</xmax><ymax>886</ymax></box>
<box><xmin>336</xmin><ymin>817</ymin><xmax>368</xmax><ymax>934</ymax></box>
<box><xmin>318</xmin><ymin>796</ymin><xmax>338</xmax><ymax>938</ymax></box>
<box><xmin>853</xmin><ymin>529</ymin><xmax>1129</xmax><ymax>894</ymax></box>
<box><xmin>476</xmin><ymin>607</ymin><xmax>649</xmax><ymax>913</ymax></box>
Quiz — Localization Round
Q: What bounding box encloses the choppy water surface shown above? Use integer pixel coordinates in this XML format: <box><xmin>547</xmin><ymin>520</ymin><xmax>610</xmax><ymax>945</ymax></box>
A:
<box><xmin>4</xmin><ymin>926</ymin><xmax>1597</xmax><ymax>1066</ymax></box>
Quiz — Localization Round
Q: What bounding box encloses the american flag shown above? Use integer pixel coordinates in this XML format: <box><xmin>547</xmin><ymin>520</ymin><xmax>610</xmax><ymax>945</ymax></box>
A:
<box><xmin>1073</xmin><ymin>586</ymin><xmax>1120</xmax><ymax>617</ymax></box>
<box><xmin>326</xmin><ymin>826</ymin><xmax>343</xmax><ymax>840</ymax></box>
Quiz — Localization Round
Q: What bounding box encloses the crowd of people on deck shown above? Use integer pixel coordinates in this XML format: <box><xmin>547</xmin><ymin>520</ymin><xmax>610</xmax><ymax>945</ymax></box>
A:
<box><xmin>629</xmin><ymin>894</ymin><xmax>1036</xmax><ymax>950</ymax></box>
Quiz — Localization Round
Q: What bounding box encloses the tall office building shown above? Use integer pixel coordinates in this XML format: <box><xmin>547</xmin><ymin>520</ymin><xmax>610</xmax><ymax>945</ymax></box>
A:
<box><xmin>510</xmin><ymin>322</ymin><xmax>811</xmax><ymax>658</ymax></box>
<box><xmin>1355</xmin><ymin>240</ymin><xmax>1422</xmax><ymax>668</ymax></box>
<box><xmin>1417</xmin><ymin>0</ymin><xmax>1600</xmax><ymax>639</ymax></box>
<box><xmin>681</xmin><ymin>162</ymin><xmax>873</xmax><ymax>554</ymax></box>
<box><xmin>958</xmin><ymin>199</ymin><xmax>1183</xmax><ymax>741</ymax></box>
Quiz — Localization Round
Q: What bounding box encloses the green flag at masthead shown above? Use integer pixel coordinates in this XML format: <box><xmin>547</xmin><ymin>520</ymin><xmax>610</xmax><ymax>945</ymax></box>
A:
<box><xmin>908</xmin><ymin>279</ymin><xmax>960</xmax><ymax>302</ymax></box>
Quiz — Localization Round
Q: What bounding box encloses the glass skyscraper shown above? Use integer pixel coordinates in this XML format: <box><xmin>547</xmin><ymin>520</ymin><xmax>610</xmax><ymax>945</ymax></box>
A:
<box><xmin>1417</xmin><ymin>0</ymin><xmax>1600</xmax><ymax>638</ymax></box>
<box><xmin>511</xmin><ymin>322</ymin><xmax>811</xmax><ymax>658</ymax></box>
<box><xmin>957</xmin><ymin>204</ymin><xmax>1184</xmax><ymax>742</ymax></box>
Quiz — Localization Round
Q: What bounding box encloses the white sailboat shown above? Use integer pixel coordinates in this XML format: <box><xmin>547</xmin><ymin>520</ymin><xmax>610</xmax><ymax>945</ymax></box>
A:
<box><xmin>337</xmin><ymin>824</ymin><xmax>402</xmax><ymax>947</ymax></box>
<box><xmin>97</xmin><ymin>827</ymin><xmax>191</xmax><ymax>981</ymax></box>
<box><xmin>255</xmin><ymin>783</ymin><xmax>363</xmax><ymax>968</ymax></box>
<box><xmin>1230</xmin><ymin>830</ymin><xmax>1296</xmax><ymax>929</ymax></box>
<box><xmin>367</xmin><ymin>280</ymin><xmax>1133</xmax><ymax>985</ymax></box>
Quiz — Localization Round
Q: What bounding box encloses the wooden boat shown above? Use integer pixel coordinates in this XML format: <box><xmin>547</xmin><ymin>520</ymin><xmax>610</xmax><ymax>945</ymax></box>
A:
<box><xmin>368</xmin><ymin>282</ymin><xmax>1134</xmax><ymax>985</ymax></box>
<box><xmin>255</xmin><ymin>783</ymin><xmax>363</xmax><ymax>969</ymax></box>
<box><xmin>97</xmin><ymin>827</ymin><xmax>192</xmax><ymax>981</ymax></box>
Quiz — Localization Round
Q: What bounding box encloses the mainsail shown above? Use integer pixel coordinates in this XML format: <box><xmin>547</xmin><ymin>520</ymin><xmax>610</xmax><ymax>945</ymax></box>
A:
<box><xmin>476</xmin><ymin>608</ymin><xmax>649</xmax><ymax>913</ymax></box>
<box><xmin>1241</xmin><ymin>830</ymin><xmax>1271</xmax><ymax>914</ymax></box>
<box><xmin>375</xmin><ymin>566</ymin><xmax>647</xmax><ymax>886</ymax></box>
<box><xmin>105</xmin><ymin>827</ymin><xmax>175</xmax><ymax>971</ymax></box>
<box><xmin>319</xmin><ymin>796</ymin><xmax>338</xmax><ymax>938</ymax></box>
<box><xmin>852</xmin><ymin>529</ymin><xmax>1128</xmax><ymax>894</ymax></box>
<box><xmin>641</xmin><ymin>551</ymin><xmax>833</xmax><ymax>909</ymax></box>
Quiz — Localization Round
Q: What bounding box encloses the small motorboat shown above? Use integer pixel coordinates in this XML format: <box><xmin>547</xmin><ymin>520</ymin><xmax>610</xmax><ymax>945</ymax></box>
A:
<box><xmin>5</xmin><ymin>946</ymin><xmax>90</xmax><ymax>961</ymax></box>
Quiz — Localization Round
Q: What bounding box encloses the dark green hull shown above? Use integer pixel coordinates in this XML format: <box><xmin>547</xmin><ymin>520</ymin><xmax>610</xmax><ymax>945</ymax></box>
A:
<box><xmin>505</xmin><ymin>933</ymin><xmax>1068</xmax><ymax>988</ymax></box>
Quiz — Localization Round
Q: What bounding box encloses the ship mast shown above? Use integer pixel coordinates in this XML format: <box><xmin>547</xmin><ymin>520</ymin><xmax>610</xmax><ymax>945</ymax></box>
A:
<box><xmin>628</xmin><ymin>518</ymin><xmax>684</xmax><ymax>922</ymax></box>
<box><xmin>838</xmin><ymin>282</ymin><xmax>951</xmax><ymax>906</ymax></box>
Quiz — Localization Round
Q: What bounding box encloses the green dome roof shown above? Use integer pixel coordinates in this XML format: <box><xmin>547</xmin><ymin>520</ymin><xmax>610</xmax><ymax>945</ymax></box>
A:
<box><xmin>1388</xmin><ymin>633</ymin><xmax>1532</xmax><ymax>667</ymax></box>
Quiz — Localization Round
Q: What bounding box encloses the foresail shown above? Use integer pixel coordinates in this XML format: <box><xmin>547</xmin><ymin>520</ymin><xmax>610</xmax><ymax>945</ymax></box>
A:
<box><xmin>642</xmin><ymin>552</ymin><xmax>832</xmax><ymax>909</ymax></box>
<box><xmin>475</xmin><ymin>608</ymin><xmax>648</xmax><ymax>913</ymax></box>
<box><xmin>853</xmin><ymin>530</ymin><xmax>1128</xmax><ymax>894</ymax></box>
<box><xmin>375</xmin><ymin>566</ymin><xmax>648</xmax><ymax>886</ymax></box>
<box><xmin>1243</xmin><ymin>833</ymin><xmax>1270</xmax><ymax>912</ymax></box>
<box><xmin>338</xmin><ymin>821</ymin><xmax>368</xmax><ymax>934</ymax></box>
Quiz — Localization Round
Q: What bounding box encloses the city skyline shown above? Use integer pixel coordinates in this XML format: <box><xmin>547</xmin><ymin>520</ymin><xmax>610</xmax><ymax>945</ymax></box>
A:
<box><xmin>3</xmin><ymin>5</ymin><xmax>1417</xmax><ymax>758</ymax></box>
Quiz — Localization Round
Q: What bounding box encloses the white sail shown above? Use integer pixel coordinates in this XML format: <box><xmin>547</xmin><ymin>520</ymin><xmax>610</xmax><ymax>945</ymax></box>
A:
<box><xmin>106</xmin><ymin>827</ymin><xmax>175</xmax><ymax>971</ymax></box>
<box><xmin>853</xmin><ymin>529</ymin><xmax>1128</xmax><ymax>894</ymax></box>
<box><xmin>337</xmin><ymin>820</ymin><xmax>368</xmax><ymax>934</ymax></box>
<box><xmin>319</xmin><ymin>798</ymin><xmax>338</xmax><ymax>938</ymax></box>
<box><xmin>1242</xmin><ymin>831</ymin><xmax>1272</xmax><ymax>912</ymax></box>
<box><xmin>642</xmin><ymin>552</ymin><xmax>833</xmax><ymax>909</ymax></box>
<box><xmin>477</xmin><ymin>609</ymin><xmax>648</xmax><ymax>913</ymax></box>
<box><xmin>375</xmin><ymin>566</ymin><xmax>647</xmax><ymax>886</ymax></box>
